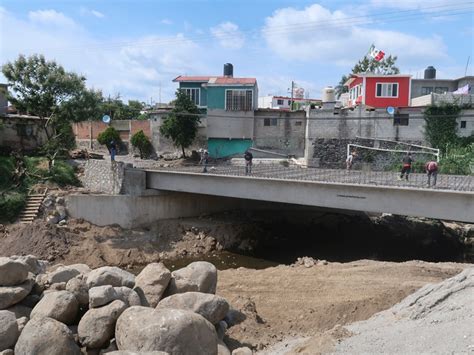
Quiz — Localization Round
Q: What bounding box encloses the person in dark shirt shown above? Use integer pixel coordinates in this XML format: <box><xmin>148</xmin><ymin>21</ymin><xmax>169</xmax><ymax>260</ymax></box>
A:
<box><xmin>109</xmin><ymin>140</ymin><xmax>117</xmax><ymax>162</ymax></box>
<box><xmin>244</xmin><ymin>150</ymin><xmax>253</xmax><ymax>175</ymax></box>
<box><xmin>399</xmin><ymin>153</ymin><xmax>414</xmax><ymax>181</ymax></box>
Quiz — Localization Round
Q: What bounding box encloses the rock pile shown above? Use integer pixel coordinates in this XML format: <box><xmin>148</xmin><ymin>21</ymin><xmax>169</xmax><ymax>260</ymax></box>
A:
<box><xmin>0</xmin><ymin>257</ymin><xmax>252</xmax><ymax>355</ymax></box>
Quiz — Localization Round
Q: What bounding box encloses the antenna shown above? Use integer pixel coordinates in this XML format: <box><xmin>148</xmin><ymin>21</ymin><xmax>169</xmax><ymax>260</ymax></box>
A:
<box><xmin>465</xmin><ymin>56</ymin><xmax>470</xmax><ymax>76</ymax></box>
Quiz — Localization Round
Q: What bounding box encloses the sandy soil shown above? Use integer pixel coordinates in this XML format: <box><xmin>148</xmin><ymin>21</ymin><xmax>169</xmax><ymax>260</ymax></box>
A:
<box><xmin>216</xmin><ymin>260</ymin><xmax>470</xmax><ymax>352</ymax></box>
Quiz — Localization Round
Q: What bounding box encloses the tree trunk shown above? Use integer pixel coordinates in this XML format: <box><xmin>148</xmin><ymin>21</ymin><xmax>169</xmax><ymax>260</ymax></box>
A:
<box><xmin>181</xmin><ymin>146</ymin><xmax>186</xmax><ymax>158</ymax></box>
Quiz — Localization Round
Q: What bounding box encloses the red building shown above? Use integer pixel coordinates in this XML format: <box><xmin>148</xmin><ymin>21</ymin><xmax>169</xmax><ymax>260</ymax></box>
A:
<box><xmin>344</xmin><ymin>73</ymin><xmax>411</xmax><ymax>108</ymax></box>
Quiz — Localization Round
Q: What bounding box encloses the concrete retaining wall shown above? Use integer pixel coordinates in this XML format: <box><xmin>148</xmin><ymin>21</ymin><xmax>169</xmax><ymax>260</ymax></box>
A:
<box><xmin>81</xmin><ymin>159</ymin><xmax>131</xmax><ymax>194</ymax></box>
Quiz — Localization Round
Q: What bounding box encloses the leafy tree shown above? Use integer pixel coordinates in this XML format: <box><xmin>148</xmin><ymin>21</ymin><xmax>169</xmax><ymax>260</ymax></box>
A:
<box><xmin>160</xmin><ymin>90</ymin><xmax>200</xmax><ymax>157</ymax></box>
<box><xmin>336</xmin><ymin>54</ymin><xmax>399</xmax><ymax>98</ymax></box>
<box><xmin>424</xmin><ymin>104</ymin><xmax>461</xmax><ymax>152</ymax></box>
<box><xmin>131</xmin><ymin>130</ymin><xmax>153</xmax><ymax>159</ymax></box>
<box><xmin>97</xmin><ymin>126</ymin><xmax>121</xmax><ymax>148</ymax></box>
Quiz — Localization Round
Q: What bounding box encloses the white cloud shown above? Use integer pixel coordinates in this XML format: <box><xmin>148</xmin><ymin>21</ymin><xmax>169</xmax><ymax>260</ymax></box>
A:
<box><xmin>80</xmin><ymin>7</ymin><xmax>105</xmax><ymax>18</ymax></box>
<box><xmin>161</xmin><ymin>19</ymin><xmax>173</xmax><ymax>25</ymax></box>
<box><xmin>0</xmin><ymin>8</ymin><xmax>208</xmax><ymax>102</ymax></box>
<box><xmin>262</xmin><ymin>3</ymin><xmax>447</xmax><ymax>66</ymax></box>
<box><xmin>28</xmin><ymin>9</ymin><xmax>76</xmax><ymax>27</ymax></box>
<box><xmin>211</xmin><ymin>22</ymin><xmax>245</xmax><ymax>49</ymax></box>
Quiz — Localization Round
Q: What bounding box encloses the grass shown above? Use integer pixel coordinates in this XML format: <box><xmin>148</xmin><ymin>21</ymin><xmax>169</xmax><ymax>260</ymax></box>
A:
<box><xmin>0</xmin><ymin>155</ymin><xmax>80</xmax><ymax>223</ymax></box>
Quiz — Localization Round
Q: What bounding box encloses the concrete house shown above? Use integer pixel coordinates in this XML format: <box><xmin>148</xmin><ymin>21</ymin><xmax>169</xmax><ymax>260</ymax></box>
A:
<box><xmin>411</xmin><ymin>66</ymin><xmax>474</xmax><ymax>98</ymax></box>
<box><xmin>173</xmin><ymin>63</ymin><xmax>258</xmax><ymax>158</ymax></box>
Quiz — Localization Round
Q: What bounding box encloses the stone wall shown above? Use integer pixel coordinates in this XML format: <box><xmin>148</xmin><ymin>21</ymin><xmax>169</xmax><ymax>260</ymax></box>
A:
<box><xmin>81</xmin><ymin>159</ymin><xmax>131</xmax><ymax>194</ymax></box>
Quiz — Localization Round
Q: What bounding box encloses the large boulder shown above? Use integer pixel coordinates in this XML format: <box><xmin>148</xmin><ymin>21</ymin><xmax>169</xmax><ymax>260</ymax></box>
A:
<box><xmin>66</xmin><ymin>275</ymin><xmax>89</xmax><ymax>305</ymax></box>
<box><xmin>87</xmin><ymin>267</ymin><xmax>135</xmax><ymax>289</ymax></box>
<box><xmin>0</xmin><ymin>257</ymin><xmax>29</xmax><ymax>286</ymax></box>
<box><xmin>78</xmin><ymin>300</ymin><xmax>127</xmax><ymax>349</ymax></box>
<box><xmin>218</xmin><ymin>339</ymin><xmax>231</xmax><ymax>355</ymax></box>
<box><xmin>10</xmin><ymin>255</ymin><xmax>47</xmax><ymax>275</ymax></box>
<box><xmin>156</xmin><ymin>292</ymin><xmax>229</xmax><ymax>325</ymax></box>
<box><xmin>0</xmin><ymin>310</ymin><xmax>19</xmax><ymax>351</ymax></box>
<box><xmin>134</xmin><ymin>263</ymin><xmax>171</xmax><ymax>307</ymax></box>
<box><xmin>89</xmin><ymin>286</ymin><xmax>140</xmax><ymax>308</ymax></box>
<box><xmin>115</xmin><ymin>306</ymin><xmax>218</xmax><ymax>355</ymax></box>
<box><xmin>232</xmin><ymin>348</ymin><xmax>253</xmax><ymax>355</ymax></box>
<box><xmin>30</xmin><ymin>290</ymin><xmax>78</xmax><ymax>325</ymax></box>
<box><xmin>166</xmin><ymin>262</ymin><xmax>217</xmax><ymax>295</ymax></box>
<box><xmin>45</xmin><ymin>264</ymin><xmax>91</xmax><ymax>285</ymax></box>
<box><xmin>0</xmin><ymin>277</ymin><xmax>34</xmax><ymax>309</ymax></box>
<box><xmin>14</xmin><ymin>317</ymin><xmax>81</xmax><ymax>355</ymax></box>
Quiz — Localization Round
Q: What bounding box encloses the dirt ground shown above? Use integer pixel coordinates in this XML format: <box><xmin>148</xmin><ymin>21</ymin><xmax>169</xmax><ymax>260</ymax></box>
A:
<box><xmin>216</xmin><ymin>260</ymin><xmax>469</xmax><ymax>353</ymax></box>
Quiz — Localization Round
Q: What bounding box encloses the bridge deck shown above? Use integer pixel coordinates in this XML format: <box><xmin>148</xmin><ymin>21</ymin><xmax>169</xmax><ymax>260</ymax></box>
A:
<box><xmin>144</xmin><ymin>164</ymin><xmax>473</xmax><ymax>192</ymax></box>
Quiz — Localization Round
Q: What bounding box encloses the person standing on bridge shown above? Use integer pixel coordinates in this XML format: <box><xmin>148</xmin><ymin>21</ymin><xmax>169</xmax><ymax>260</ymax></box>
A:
<box><xmin>108</xmin><ymin>140</ymin><xmax>117</xmax><ymax>162</ymax></box>
<box><xmin>425</xmin><ymin>160</ymin><xmax>439</xmax><ymax>187</ymax></box>
<box><xmin>244</xmin><ymin>150</ymin><xmax>253</xmax><ymax>175</ymax></box>
<box><xmin>346</xmin><ymin>151</ymin><xmax>357</xmax><ymax>170</ymax></box>
<box><xmin>200</xmin><ymin>149</ymin><xmax>209</xmax><ymax>173</ymax></box>
<box><xmin>399</xmin><ymin>152</ymin><xmax>414</xmax><ymax>181</ymax></box>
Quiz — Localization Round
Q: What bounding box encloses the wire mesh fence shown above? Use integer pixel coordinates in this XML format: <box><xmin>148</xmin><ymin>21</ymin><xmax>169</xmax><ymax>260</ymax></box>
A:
<box><xmin>145</xmin><ymin>162</ymin><xmax>474</xmax><ymax>192</ymax></box>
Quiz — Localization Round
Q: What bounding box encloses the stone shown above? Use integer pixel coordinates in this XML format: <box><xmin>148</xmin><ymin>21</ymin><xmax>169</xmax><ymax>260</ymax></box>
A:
<box><xmin>48</xmin><ymin>282</ymin><xmax>67</xmax><ymax>291</ymax></box>
<box><xmin>157</xmin><ymin>292</ymin><xmax>229</xmax><ymax>325</ymax></box>
<box><xmin>45</xmin><ymin>264</ymin><xmax>91</xmax><ymax>284</ymax></box>
<box><xmin>106</xmin><ymin>352</ymin><xmax>169</xmax><ymax>355</ymax></box>
<box><xmin>232</xmin><ymin>347</ymin><xmax>253</xmax><ymax>355</ymax></box>
<box><xmin>216</xmin><ymin>320</ymin><xmax>228</xmax><ymax>340</ymax></box>
<box><xmin>0</xmin><ymin>277</ymin><xmax>34</xmax><ymax>309</ymax></box>
<box><xmin>0</xmin><ymin>310</ymin><xmax>19</xmax><ymax>351</ymax></box>
<box><xmin>133</xmin><ymin>263</ymin><xmax>171</xmax><ymax>307</ymax></box>
<box><xmin>114</xmin><ymin>287</ymin><xmax>141</xmax><ymax>307</ymax></box>
<box><xmin>87</xmin><ymin>267</ymin><xmax>135</xmax><ymax>289</ymax></box>
<box><xmin>0</xmin><ymin>257</ymin><xmax>29</xmax><ymax>286</ymax></box>
<box><xmin>218</xmin><ymin>339</ymin><xmax>231</xmax><ymax>355</ymax></box>
<box><xmin>78</xmin><ymin>300</ymin><xmax>127</xmax><ymax>349</ymax></box>
<box><xmin>0</xmin><ymin>350</ymin><xmax>14</xmax><ymax>355</ymax></box>
<box><xmin>66</xmin><ymin>276</ymin><xmax>89</xmax><ymax>305</ymax></box>
<box><xmin>47</xmin><ymin>215</ymin><xmax>60</xmax><ymax>224</ymax></box>
<box><xmin>16</xmin><ymin>316</ymin><xmax>28</xmax><ymax>333</ymax></box>
<box><xmin>89</xmin><ymin>285</ymin><xmax>117</xmax><ymax>308</ymax></box>
<box><xmin>10</xmin><ymin>255</ymin><xmax>47</xmax><ymax>275</ymax></box>
<box><xmin>56</xmin><ymin>196</ymin><xmax>65</xmax><ymax>205</ymax></box>
<box><xmin>15</xmin><ymin>316</ymin><xmax>81</xmax><ymax>355</ymax></box>
<box><xmin>166</xmin><ymin>261</ymin><xmax>217</xmax><ymax>295</ymax></box>
<box><xmin>56</xmin><ymin>205</ymin><xmax>67</xmax><ymax>220</ymax></box>
<box><xmin>99</xmin><ymin>338</ymin><xmax>118</xmax><ymax>353</ymax></box>
<box><xmin>6</xmin><ymin>304</ymin><xmax>31</xmax><ymax>319</ymax></box>
<box><xmin>30</xmin><ymin>290</ymin><xmax>79</xmax><ymax>325</ymax></box>
<box><xmin>115</xmin><ymin>306</ymin><xmax>218</xmax><ymax>355</ymax></box>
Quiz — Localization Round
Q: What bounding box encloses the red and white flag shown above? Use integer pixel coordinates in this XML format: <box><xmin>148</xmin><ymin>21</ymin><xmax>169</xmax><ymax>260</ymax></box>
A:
<box><xmin>369</xmin><ymin>44</ymin><xmax>385</xmax><ymax>62</ymax></box>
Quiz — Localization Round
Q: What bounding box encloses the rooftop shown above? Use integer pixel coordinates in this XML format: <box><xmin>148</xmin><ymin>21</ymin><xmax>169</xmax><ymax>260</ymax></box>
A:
<box><xmin>173</xmin><ymin>75</ymin><xmax>256</xmax><ymax>85</ymax></box>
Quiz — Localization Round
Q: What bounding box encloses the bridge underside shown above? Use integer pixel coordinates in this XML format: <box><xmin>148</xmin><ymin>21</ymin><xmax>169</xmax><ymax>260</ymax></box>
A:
<box><xmin>146</xmin><ymin>171</ymin><xmax>474</xmax><ymax>223</ymax></box>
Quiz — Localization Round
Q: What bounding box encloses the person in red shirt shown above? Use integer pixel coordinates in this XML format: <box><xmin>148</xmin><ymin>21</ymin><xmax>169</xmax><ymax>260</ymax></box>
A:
<box><xmin>425</xmin><ymin>160</ymin><xmax>439</xmax><ymax>187</ymax></box>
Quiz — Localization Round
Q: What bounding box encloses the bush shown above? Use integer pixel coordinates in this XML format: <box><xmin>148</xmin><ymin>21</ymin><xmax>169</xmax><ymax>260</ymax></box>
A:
<box><xmin>97</xmin><ymin>127</ymin><xmax>121</xmax><ymax>147</ymax></box>
<box><xmin>439</xmin><ymin>144</ymin><xmax>473</xmax><ymax>175</ymax></box>
<box><xmin>130</xmin><ymin>130</ymin><xmax>153</xmax><ymax>159</ymax></box>
<box><xmin>50</xmin><ymin>161</ymin><xmax>80</xmax><ymax>186</ymax></box>
<box><xmin>0</xmin><ymin>156</ymin><xmax>15</xmax><ymax>189</ymax></box>
<box><xmin>0</xmin><ymin>191</ymin><xmax>26</xmax><ymax>223</ymax></box>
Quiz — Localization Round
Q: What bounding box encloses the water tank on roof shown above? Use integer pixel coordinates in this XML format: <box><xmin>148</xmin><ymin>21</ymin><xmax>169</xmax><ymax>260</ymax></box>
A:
<box><xmin>322</xmin><ymin>86</ymin><xmax>335</xmax><ymax>102</ymax></box>
<box><xmin>424</xmin><ymin>66</ymin><xmax>436</xmax><ymax>79</ymax></box>
<box><xmin>224</xmin><ymin>63</ymin><xmax>233</xmax><ymax>77</ymax></box>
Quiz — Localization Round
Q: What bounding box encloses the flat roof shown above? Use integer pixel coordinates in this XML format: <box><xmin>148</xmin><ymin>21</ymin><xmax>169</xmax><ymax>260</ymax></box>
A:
<box><xmin>173</xmin><ymin>75</ymin><xmax>256</xmax><ymax>85</ymax></box>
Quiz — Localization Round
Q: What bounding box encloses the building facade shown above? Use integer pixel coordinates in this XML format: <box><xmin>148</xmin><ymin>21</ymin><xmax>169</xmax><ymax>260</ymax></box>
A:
<box><xmin>258</xmin><ymin>95</ymin><xmax>322</xmax><ymax>110</ymax></box>
<box><xmin>345</xmin><ymin>74</ymin><xmax>412</xmax><ymax>108</ymax></box>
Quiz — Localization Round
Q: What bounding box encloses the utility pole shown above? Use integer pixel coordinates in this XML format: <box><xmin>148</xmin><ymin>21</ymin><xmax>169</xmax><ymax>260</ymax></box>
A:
<box><xmin>290</xmin><ymin>81</ymin><xmax>294</xmax><ymax>111</ymax></box>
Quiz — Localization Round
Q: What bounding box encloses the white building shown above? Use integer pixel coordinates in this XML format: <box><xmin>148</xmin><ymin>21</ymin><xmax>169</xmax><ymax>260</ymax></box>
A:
<box><xmin>258</xmin><ymin>95</ymin><xmax>321</xmax><ymax>110</ymax></box>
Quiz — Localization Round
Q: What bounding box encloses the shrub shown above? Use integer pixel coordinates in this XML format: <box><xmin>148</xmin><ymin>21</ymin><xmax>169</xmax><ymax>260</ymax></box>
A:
<box><xmin>50</xmin><ymin>161</ymin><xmax>80</xmax><ymax>186</ymax></box>
<box><xmin>130</xmin><ymin>130</ymin><xmax>153</xmax><ymax>159</ymax></box>
<box><xmin>97</xmin><ymin>127</ymin><xmax>121</xmax><ymax>147</ymax></box>
<box><xmin>0</xmin><ymin>191</ymin><xmax>26</xmax><ymax>222</ymax></box>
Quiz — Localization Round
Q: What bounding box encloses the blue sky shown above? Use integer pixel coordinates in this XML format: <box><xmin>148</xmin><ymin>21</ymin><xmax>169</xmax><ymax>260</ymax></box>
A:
<box><xmin>0</xmin><ymin>0</ymin><xmax>473</xmax><ymax>103</ymax></box>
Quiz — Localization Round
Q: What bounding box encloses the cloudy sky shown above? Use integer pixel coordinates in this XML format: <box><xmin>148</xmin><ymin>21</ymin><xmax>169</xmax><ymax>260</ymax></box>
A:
<box><xmin>0</xmin><ymin>0</ymin><xmax>473</xmax><ymax>103</ymax></box>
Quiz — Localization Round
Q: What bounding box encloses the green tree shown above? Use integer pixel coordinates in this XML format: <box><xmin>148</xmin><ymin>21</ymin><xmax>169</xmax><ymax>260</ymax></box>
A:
<box><xmin>97</xmin><ymin>126</ymin><xmax>121</xmax><ymax>147</ymax></box>
<box><xmin>160</xmin><ymin>90</ymin><xmax>200</xmax><ymax>157</ymax></box>
<box><xmin>131</xmin><ymin>130</ymin><xmax>153</xmax><ymax>159</ymax></box>
<box><xmin>336</xmin><ymin>54</ymin><xmax>399</xmax><ymax>98</ymax></box>
<box><xmin>424</xmin><ymin>104</ymin><xmax>461</xmax><ymax>152</ymax></box>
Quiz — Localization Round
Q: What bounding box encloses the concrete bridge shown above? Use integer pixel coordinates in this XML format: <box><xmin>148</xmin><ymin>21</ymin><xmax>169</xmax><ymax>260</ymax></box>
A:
<box><xmin>144</xmin><ymin>165</ymin><xmax>474</xmax><ymax>223</ymax></box>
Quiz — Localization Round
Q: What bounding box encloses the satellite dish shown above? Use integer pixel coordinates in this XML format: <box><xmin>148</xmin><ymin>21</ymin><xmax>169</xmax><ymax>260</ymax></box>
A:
<box><xmin>386</xmin><ymin>106</ymin><xmax>395</xmax><ymax>115</ymax></box>
<box><xmin>102</xmin><ymin>115</ymin><xmax>111</xmax><ymax>124</ymax></box>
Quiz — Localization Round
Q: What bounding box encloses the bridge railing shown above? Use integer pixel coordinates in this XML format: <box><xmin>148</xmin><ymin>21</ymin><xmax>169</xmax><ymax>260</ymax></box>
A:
<box><xmin>146</xmin><ymin>163</ymin><xmax>473</xmax><ymax>192</ymax></box>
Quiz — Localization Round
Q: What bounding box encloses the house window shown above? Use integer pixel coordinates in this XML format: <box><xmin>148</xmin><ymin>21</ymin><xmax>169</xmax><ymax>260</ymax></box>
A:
<box><xmin>393</xmin><ymin>113</ymin><xmax>409</xmax><ymax>126</ymax></box>
<box><xmin>264</xmin><ymin>118</ymin><xmax>270</xmax><ymax>126</ymax></box>
<box><xmin>271</xmin><ymin>118</ymin><xmax>278</xmax><ymax>126</ymax></box>
<box><xmin>295</xmin><ymin>121</ymin><xmax>302</xmax><ymax>126</ymax></box>
<box><xmin>376</xmin><ymin>83</ymin><xmax>398</xmax><ymax>97</ymax></box>
<box><xmin>434</xmin><ymin>87</ymin><xmax>449</xmax><ymax>94</ymax></box>
<box><xmin>263</xmin><ymin>118</ymin><xmax>277</xmax><ymax>126</ymax></box>
<box><xmin>182</xmin><ymin>88</ymin><xmax>200</xmax><ymax>106</ymax></box>
<box><xmin>421</xmin><ymin>87</ymin><xmax>433</xmax><ymax>95</ymax></box>
<box><xmin>460</xmin><ymin>121</ymin><xmax>467</xmax><ymax>129</ymax></box>
<box><xmin>277</xmin><ymin>99</ymin><xmax>284</xmax><ymax>105</ymax></box>
<box><xmin>226</xmin><ymin>90</ymin><xmax>253</xmax><ymax>111</ymax></box>
<box><xmin>288</xmin><ymin>100</ymin><xmax>291</xmax><ymax>105</ymax></box>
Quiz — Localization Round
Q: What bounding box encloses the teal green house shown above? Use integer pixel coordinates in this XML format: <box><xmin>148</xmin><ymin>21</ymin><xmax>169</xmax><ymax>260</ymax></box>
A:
<box><xmin>173</xmin><ymin>64</ymin><xmax>258</xmax><ymax>158</ymax></box>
